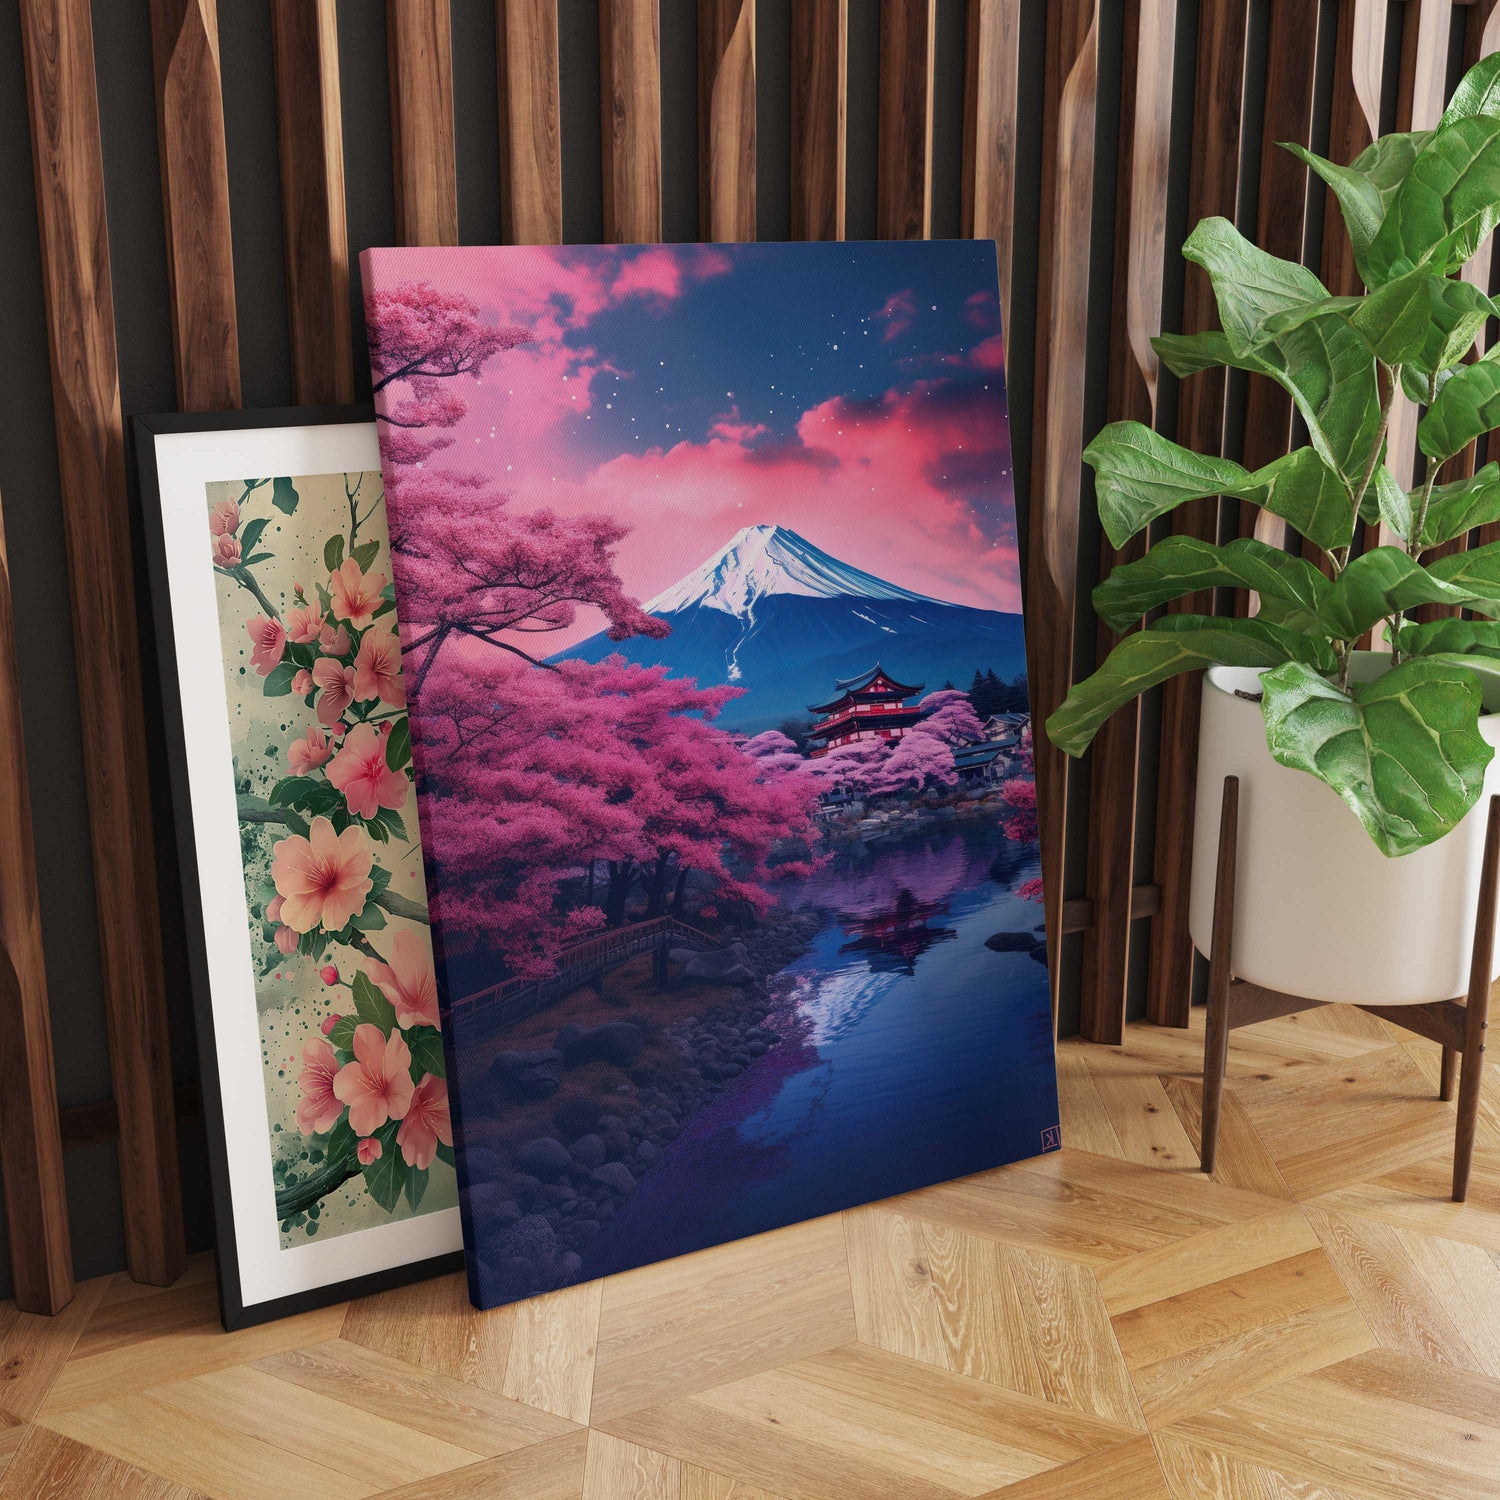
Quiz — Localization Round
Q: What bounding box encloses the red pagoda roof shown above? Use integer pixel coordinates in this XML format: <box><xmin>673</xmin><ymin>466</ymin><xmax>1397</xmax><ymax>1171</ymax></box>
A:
<box><xmin>808</xmin><ymin>663</ymin><xmax>924</xmax><ymax>714</ymax></box>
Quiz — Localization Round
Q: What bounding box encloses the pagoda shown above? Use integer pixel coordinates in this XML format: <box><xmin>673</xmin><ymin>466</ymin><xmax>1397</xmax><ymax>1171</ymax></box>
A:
<box><xmin>806</xmin><ymin>664</ymin><xmax>924</xmax><ymax>757</ymax></box>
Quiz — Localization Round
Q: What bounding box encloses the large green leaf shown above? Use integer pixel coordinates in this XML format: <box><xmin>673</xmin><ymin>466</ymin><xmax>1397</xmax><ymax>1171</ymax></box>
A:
<box><xmin>1411</xmin><ymin>462</ymin><xmax>1500</xmax><ymax>549</ymax></box>
<box><xmin>1439</xmin><ymin>52</ymin><xmax>1500</xmax><ymax>128</ymax></box>
<box><xmin>1091</xmin><ymin>536</ymin><xmax>1329</xmax><ymax>632</ymax></box>
<box><xmin>352</xmin><ymin>970</ymin><xmax>397</xmax><ymax>1034</ymax></box>
<box><xmin>1259</xmin><ymin>656</ymin><xmax>1492</xmax><ymax>856</ymax></box>
<box><xmin>1182</xmin><ymin>219</ymin><xmax>1381</xmax><ymax>482</ymax></box>
<box><xmin>1427</xmin><ymin>539</ymin><xmax>1500</xmax><ymax>612</ymax></box>
<box><xmin>1281</xmin><ymin>133</ymin><xmax>1432</xmax><ymax>279</ymax></box>
<box><xmin>1046</xmin><ymin>616</ymin><xmax>1334</xmax><ymax>758</ymax></box>
<box><xmin>1085</xmin><ymin>424</ymin><xmax>1356</xmax><ymax>552</ymax></box>
<box><xmin>1257</xmin><ymin>269</ymin><xmax>1494</xmax><ymax>373</ymax></box>
<box><xmin>1365</xmin><ymin>115</ymin><xmax>1500</xmax><ymax>282</ymax></box>
<box><xmin>1392</xmin><ymin>617</ymin><xmax>1500</xmax><ymax>660</ymax></box>
<box><xmin>361</xmin><ymin>1121</ymin><xmax>405</xmax><ymax>1213</ymax></box>
<box><xmin>1419</xmin><ymin>357</ymin><xmax>1500</xmax><ymax>461</ymax></box>
<box><xmin>1315</xmin><ymin>547</ymin><xmax>1491</xmax><ymax>638</ymax></box>
<box><xmin>1151</xmin><ymin>330</ymin><xmax>1237</xmax><ymax>377</ymax></box>
<box><xmin>1362</xmin><ymin>464</ymin><xmax>1410</xmax><ymax>539</ymax></box>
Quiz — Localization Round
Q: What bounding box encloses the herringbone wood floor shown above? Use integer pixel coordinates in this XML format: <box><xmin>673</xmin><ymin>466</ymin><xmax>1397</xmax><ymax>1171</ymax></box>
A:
<box><xmin>4</xmin><ymin>1005</ymin><xmax>1499</xmax><ymax>1499</ymax></box>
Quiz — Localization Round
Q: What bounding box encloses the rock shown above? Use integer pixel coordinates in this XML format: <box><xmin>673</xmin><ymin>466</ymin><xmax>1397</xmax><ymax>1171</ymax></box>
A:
<box><xmin>592</xmin><ymin>1162</ymin><xmax>636</xmax><ymax>1196</ymax></box>
<box><xmin>745</xmin><ymin>1040</ymin><xmax>767</xmax><ymax>1057</ymax></box>
<box><xmin>635</xmin><ymin>1141</ymin><xmax>662</xmax><ymax>1168</ymax></box>
<box><xmin>569</xmin><ymin>1133</ymin><xmax>606</xmax><ymax>1170</ymax></box>
<box><xmin>515</xmin><ymin>1137</ymin><xmax>572</xmax><ymax>1182</ymax></box>
<box><xmin>985</xmin><ymin>930</ymin><xmax>1037</xmax><ymax>954</ymax></box>
<box><xmin>494</xmin><ymin>1213</ymin><xmax>555</xmax><ymax>1263</ymax></box>
<box><xmin>553</xmin><ymin>1096</ymin><xmax>605</xmax><ymax>1141</ymax></box>
<box><xmin>463</xmin><ymin>1183</ymin><xmax>520</xmax><ymax>1228</ymax></box>
<box><xmin>505</xmin><ymin>1172</ymin><xmax>542</xmax><ymax>1205</ymax></box>
<box><xmin>492</xmin><ymin>1049</ymin><xmax>562</xmax><ymax>1101</ymax></box>
<box><xmin>559</xmin><ymin>1251</ymin><xmax>583</xmax><ymax>1280</ymax></box>
<box><xmin>680</xmin><ymin>944</ymin><xmax>756</xmax><ymax>982</ymax></box>
<box><xmin>560</xmin><ymin>1022</ymin><xmax>645</xmax><ymax>1069</ymax></box>
<box><xmin>1028</xmin><ymin>945</ymin><xmax>1049</xmax><ymax>966</ymax></box>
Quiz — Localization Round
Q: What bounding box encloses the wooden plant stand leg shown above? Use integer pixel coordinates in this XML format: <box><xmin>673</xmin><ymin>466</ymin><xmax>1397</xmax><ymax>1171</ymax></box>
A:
<box><xmin>1440</xmin><ymin>1046</ymin><xmax>1458</xmax><ymax>1102</ymax></box>
<box><xmin>1200</xmin><ymin>776</ymin><xmax>1238</xmax><ymax>1175</ymax></box>
<box><xmin>1454</xmin><ymin>797</ymin><xmax>1499</xmax><ymax>1202</ymax></box>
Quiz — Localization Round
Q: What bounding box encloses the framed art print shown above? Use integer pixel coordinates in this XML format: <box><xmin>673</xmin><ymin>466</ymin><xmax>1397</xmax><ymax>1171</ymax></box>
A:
<box><xmin>360</xmin><ymin>241</ymin><xmax>1060</xmax><ymax>1311</ymax></box>
<box><xmin>135</xmin><ymin>407</ymin><xmax>460</xmax><ymax>1327</ymax></box>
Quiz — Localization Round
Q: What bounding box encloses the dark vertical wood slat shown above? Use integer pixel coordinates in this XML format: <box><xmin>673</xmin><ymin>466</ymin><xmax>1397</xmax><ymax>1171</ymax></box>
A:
<box><xmin>790</xmin><ymin>0</ymin><xmax>845</xmax><ymax>241</ymax></box>
<box><xmin>1236</xmin><ymin>0</ymin><xmax>1329</xmax><ymax>555</ymax></box>
<box><xmin>498</xmin><ymin>0</ymin><xmax>564</xmax><ymax>245</ymax></box>
<box><xmin>600</xmin><ymin>0</ymin><xmax>663</xmax><ymax>243</ymax></box>
<box><xmin>876</xmin><ymin>0</ymin><xmax>934</xmax><ymax>240</ymax></box>
<box><xmin>1029</xmin><ymin>0</ymin><xmax>1100</xmax><ymax>1024</ymax></box>
<box><xmin>271</xmin><ymin>0</ymin><xmax>352</xmax><ymax>405</ymax></box>
<box><xmin>148</xmin><ymin>0</ymin><xmax>240</xmax><ymax>411</ymax></box>
<box><xmin>698</xmin><ymin>0</ymin><xmax>756</xmax><ymax>242</ymax></box>
<box><xmin>0</xmin><ymin>489</ymin><xmax>72</xmax><ymax>1314</ymax></box>
<box><xmin>1320</xmin><ymin>1</ymin><xmax>1385</xmax><ymax>302</ymax></box>
<box><xmin>962</xmin><ymin>0</ymin><xmax>1021</xmax><ymax>339</ymax></box>
<box><xmin>1079</xmin><ymin>0</ymin><xmax>1176</xmax><ymax>1045</ymax></box>
<box><xmin>19</xmin><ymin>0</ymin><xmax>186</xmax><ymax>1287</ymax></box>
<box><xmin>388</xmin><ymin>0</ymin><xmax>459</xmax><ymax>247</ymax></box>
<box><xmin>1146</xmin><ymin>0</ymin><xmax>1252</xmax><ymax>1028</ymax></box>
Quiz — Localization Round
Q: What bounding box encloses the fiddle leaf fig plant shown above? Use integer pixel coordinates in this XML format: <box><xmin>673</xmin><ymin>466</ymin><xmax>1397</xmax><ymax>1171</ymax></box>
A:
<box><xmin>1047</xmin><ymin>52</ymin><xmax>1500</xmax><ymax>859</ymax></box>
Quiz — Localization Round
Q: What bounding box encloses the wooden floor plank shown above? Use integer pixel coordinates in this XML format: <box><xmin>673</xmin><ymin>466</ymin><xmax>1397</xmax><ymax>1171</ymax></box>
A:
<box><xmin>0</xmin><ymin>1424</ymin><xmax>207</xmax><ymax>1499</ymax></box>
<box><xmin>1311</xmin><ymin>1148</ymin><xmax>1500</xmax><ymax>1252</ymax></box>
<box><xmin>1152</xmin><ymin>1429</ymin><xmax>1369</xmax><ymax>1500</ymax></box>
<box><xmin>368</xmin><ymin>1429</ymin><xmax>588</xmax><ymax>1500</ymax></box>
<box><xmin>0</xmin><ymin>1276</ymin><xmax>108</xmax><ymax>1426</ymax></box>
<box><xmin>502</xmin><ymin>1278</ymin><xmax>602</xmax><ymax>1425</ymax></box>
<box><xmin>1160</xmin><ymin>1076</ymin><xmax>1294</xmax><ymax>1200</ymax></box>
<box><xmin>342</xmin><ymin>1271</ymin><xmax>512</xmax><ymax>1389</ymax></box>
<box><xmin>979</xmin><ymin>1436</ymin><xmax>1171</xmax><ymax>1499</ymax></box>
<box><xmin>592</xmin><ymin>1215</ymin><xmax>856</xmax><ymax>1425</ymax></box>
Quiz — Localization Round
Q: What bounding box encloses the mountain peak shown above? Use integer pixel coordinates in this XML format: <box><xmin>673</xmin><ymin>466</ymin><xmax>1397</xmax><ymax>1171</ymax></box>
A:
<box><xmin>643</xmin><ymin>524</ymin><xmax>942</xmax><ymax>619</ymax></box>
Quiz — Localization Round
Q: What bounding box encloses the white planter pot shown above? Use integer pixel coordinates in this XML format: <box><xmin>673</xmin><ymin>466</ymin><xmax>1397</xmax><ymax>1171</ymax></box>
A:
<box><xmin>1188</xmin><ymin>658</ymin><xmax>1500</xmax><ymax>1006</ymax></box>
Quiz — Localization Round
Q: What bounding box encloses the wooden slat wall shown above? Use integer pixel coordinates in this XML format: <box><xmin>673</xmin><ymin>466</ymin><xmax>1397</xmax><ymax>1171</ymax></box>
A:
<box><xmin>12</xmin><ymin>0</ymin><xmax>1500</xmax><ymax>1302</ymax></box>
<box><xmin>18</xmin><ymin>0</ymin><xmax>185</xmax><ymax>1293</ymax></box>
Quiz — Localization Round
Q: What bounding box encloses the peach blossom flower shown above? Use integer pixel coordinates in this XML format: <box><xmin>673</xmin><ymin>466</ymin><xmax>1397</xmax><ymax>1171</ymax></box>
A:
<box><xmin>319</xmin><ymin>621</ymin><xmax>351</xmax><ymax>656</ymax></box>
<box><xmin>266</xmin><ymin>896</ymin><xmax>284</xmax><ymax>923</ymax></box>
<box><xmin>285</xmin><ymin>603</ymin><xmax>322</xmax><ymax>644</ymax></box>
<box><xmin>274</xmin><ymin>924</ymin><xmax>298</xmax><ymax>955</ymax></box>
<box><xmin>366</xmin><ymin>928</ymin><xmax>439</xmax><ymax>1030</ymax></box>
<box><xmin>353</xmin><ymin>626</ymin><xmax>405</xmax><ymax>707</ymax></box>
<box><xmin>330</xmin><ymin>559</ymin><xmax>388</xmax><ymax>630</ymax></box>
<box><xmin>333</xmin><ymin>1024</ymin><xmax>413</xmax><ymax>1136</ymax></box>
<box><xmin>213</xmin><ymin>534</ymin><xmax>241</xmax><ymax>567</ymax></box>
<box><xmin>209</xmin><ymin>498</ymin><xmax>239</xmax><ymax>536</ymax></box>
<box><xmin>313</xmin><ymin>658</ymin><xmax>357</xmax><ymax>726</ymax></box>
<box><xmin>326</xmin><ymin>724</ymin><xmax>408</xmax><ymax>820</ymax></box>
<box><xmin>271</xmin><ymin>816</ymin><xmax>373</xmax><ymax>933</ymax></box>
<box><xmin>287</xmin><ymin>724</ymin><xmax>332</xmax><ymax>775</ymax></box>
<box><xmin>320</xmin><ymin>1010</ymin><xmax>340</xmax><ymax>1032</ymax></box>
<box><xmin>320</xmin><ymin>968</ymin><xmax>340</xmax><ymax>989</ymax></box>
<box><xmin>397</xmin><ymin>1075</ymin><xmax>451</xmax><ymax>1169</ymax></box>
<box><xmin>357</xmin><ymin>1136</ymin><xmax>382</xmax><ymax>1166</ymax></box>
<box><xmin>292</xmin><ymin>668</ymin><xmax>314</xmax><ymax>695</ymax></box>
<box><xmin>246</xmin><ymin>615</ymin><xmax>286</xmax><ymax>675</ymax></box>
<box><xmin>295</xmin><ymin>1039</ymin><xmax>342</xmax><ymax>1135</ymax></box>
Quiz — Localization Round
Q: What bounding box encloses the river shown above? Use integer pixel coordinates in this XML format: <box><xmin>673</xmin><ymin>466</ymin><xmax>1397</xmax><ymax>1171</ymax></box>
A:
<box><xmin>578</xmin><ymin>817</ymin><xmax>1060</xmax><ymax>1278</ymax></box>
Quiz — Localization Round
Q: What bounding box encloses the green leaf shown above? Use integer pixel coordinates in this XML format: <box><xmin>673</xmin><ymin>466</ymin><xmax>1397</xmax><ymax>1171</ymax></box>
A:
<box><xmin>1046</xmin><ymin>616</ymin><xmax>1334</xmax><ymax>758</ymax></box>
<box><xmin>1257</xmin><ymin>269</ymin><xmax>1495</xmax><ymax>372</ymax></box>
<box><xmin>1392</xmin><ymin>617</ymin><xmax>1500</xmax><ymax>660</ymax></box>
<box><xmin>385</xmin><ymin>716</ymin><xmax>411</xmax><ymax>771</ymax></box>
<box><xmin>1365</xmin><ymin>115</ymin><xmax>1500</xmax><ymax>282</ymax></box>
<box><xmin>1151</xmin><ymin>330</ymin><xmax>1237</xmax><ymax>377</ymax></box>
<box><xmin>325</xmin><ymin>1115</ymin><xmax>356</xmax><ymax>1168</ymax></box>
<box><xmin>324</xmin><ymin>534</ymin><xmax>345</xmax><ymax>573</ymax></box>
<box><xmin>262</xmin><ymin>660</ymin><xmax>298</xmax><ymax>697</ymax></box>
<box><xmin>373</xmin><ymin>806</ymin><xmax>408</xmax><ymax>843</ymax></box>
<box><xmin>350</xmin><ymin>539</ymin><xmax>380</xmax><ymax>572</ymax></box>
<box><xmin>404</xmin><ymin>1163</ymin><xmax>429</xmax><ymax>1213</ymax></box>
<box><xmin>436</xmin><ymin>1142</ymin><xmax>455</xmax><ymax>1168</ymax></box>
<box><xmin>361</xmin><ymin>1121</ymin><xmax>404</xmax><ymax>1212</ymax></box>
<box><xmin>1427</xmin><ymin>538</ymin><xmax>1500</xmax><ymax>609</ymax></box>
<box><xmin>1412</xmin><ymin>462</ymin><xmax>1500</xmax><ymax>549</ymax></box>
<box><xmin>326</xmin><ymin>1014</ymin><xmax>357</xmax><ymax>1051</ymax></box>
<box><xmin>1315</xmin><ymin>547</ymin><xmax>1488</xmax><ymax>638</ymax></box>
<box><xmin>1440</xmin><ymin>52</ymin><xmax>1500</xmax><ymax>128</ymax></box>
<box><xmin>1085</xmin><ymin>424</ymin><xmax>1354</xmax><ymax>552</ymax></box>
<box><xmin>406</xmin><ymin>1025</ymin><xmax>445</xmax><ymax>1080</ymax></box>
<box><xmin>239</xmin><ymin>516</ymin><xmax>270</xmax><ymax>555</ymax></box>
<box><xmin>279</xmin><ymin>809</ymin><xmax>310</xmax><ymax>839</ymax></box>
<box><xmin>272</xmin><ymin>476</ymin><xmax>300</xmax><ymax>515</ymax></box>
<box><xmin>1281</xmin><ymin>133</ymin><xmax>1430</xmax><ymax>280</ymax></box>
<box><xmin>348</xmin><ymin>900</ymin><xmax>387</xmax><ymax>931</ymax></box>
<box><xmin>1182</xmin><ymin>218</ymin><xmax>1381</xmax><ymax>482</ymax></box>
<box><xmin>1366</xmin><ymin>465</ymin><xmax>1411</xmax><ymax>539</ymax></box>
<box><xmin>1259</xmin><ymin>656</ymin><xmax>1493</xmax><ymax>856</ymax></box>
<box><xmin>352</xmin><ymin>970</ymin><xmax>397</xmax><ymax>1034</ymax></box>
<box><xmin>1419</xmin><ymin>357</ymin><xmax>1500</xmax><ymax>461</ymax></box>
<box><xmin>1091</xmin><ymin>536</ymin><xmax>1329</xmax><ymax>632</ymax></box>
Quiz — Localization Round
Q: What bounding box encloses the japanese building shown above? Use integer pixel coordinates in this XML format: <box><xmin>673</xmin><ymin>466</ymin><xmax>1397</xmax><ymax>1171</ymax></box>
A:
<box><xmin>806</xmin><ymin>665</ymin><xmax>924</xmax><ymax>757</ymax></box>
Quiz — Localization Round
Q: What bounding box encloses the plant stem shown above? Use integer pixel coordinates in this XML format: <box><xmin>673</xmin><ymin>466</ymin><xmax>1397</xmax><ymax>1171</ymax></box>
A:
<box><xmin>1340</xmin><ymin>362</ymin><xmax>1399</xmax><ymax>572</ymax></box>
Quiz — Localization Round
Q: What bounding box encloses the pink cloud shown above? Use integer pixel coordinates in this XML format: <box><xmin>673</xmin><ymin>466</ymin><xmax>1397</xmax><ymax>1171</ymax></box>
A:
<box><xmin>965</xmin><ymin>289</ymin><xmax>996</xmax><ymax>328</ymax></box>
<box><xmin>874</xmin><ymin>288</ymin><xmax>918</xmax><ymax>342</ymax></box>
<box><xmin>610</xmin><ymin>247</ymin><xmax>684</xmax><ymax>302</ymax></box>
<box><xmin>709</xmin><ymin>407</ymin><xmax>769</xmax><ymax>442</ymax></box>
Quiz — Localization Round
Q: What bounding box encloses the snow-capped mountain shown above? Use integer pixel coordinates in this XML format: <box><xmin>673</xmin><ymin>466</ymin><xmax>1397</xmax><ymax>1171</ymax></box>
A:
<box><xmin>565</xmin><ymin>524</ymin><xmax>1025</xmax><ymax>730</ymax></box>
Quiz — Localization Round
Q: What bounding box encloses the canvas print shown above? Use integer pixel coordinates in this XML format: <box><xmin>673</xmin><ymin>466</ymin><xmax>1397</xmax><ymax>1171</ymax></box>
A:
<box><xmin>204</xmin><ymin>468</ymin><xmax>456</xmax><ymax>1246</ymax></box>
<box><xmin>362</xmin><ymin>240</ymin><xmax>1058</xmax><ymax>1309</ymax></box>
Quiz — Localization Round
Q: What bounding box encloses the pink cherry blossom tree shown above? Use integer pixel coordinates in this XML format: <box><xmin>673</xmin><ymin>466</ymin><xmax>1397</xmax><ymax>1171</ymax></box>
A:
<box><xmin>914</xmin><ymin>688</ymin><xmax>985</xmax><ymax>745</ymax></box>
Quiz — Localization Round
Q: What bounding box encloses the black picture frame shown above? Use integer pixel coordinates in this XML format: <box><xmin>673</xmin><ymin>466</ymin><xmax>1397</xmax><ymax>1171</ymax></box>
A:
<box><xmin>132</xmin><ymin>406</ymin><xmax>462</xmax><ymax>1329</ymax></box>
